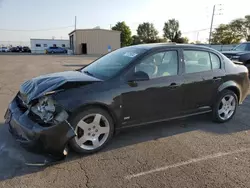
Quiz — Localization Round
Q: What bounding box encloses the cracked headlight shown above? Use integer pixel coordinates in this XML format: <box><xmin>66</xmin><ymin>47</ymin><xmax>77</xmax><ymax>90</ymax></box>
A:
<box><xmin>31</xmin><ymin>96</ymin><xmax>68</xmax><ymax>124</ymax></box>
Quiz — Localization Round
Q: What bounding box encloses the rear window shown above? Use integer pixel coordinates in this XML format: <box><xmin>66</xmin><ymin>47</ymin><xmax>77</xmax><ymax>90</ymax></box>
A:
<box><xmin>210</xmin><ymin>53</ymin><xmax>221</xmax><ymax>69</ymax></box>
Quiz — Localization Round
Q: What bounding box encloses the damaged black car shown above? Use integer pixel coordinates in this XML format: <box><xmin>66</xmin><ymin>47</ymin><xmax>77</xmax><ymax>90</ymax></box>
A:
<box><xmin>4</xmin><ymin>44</ymin><xmax>249</xmax><ymax>158</ymax></box>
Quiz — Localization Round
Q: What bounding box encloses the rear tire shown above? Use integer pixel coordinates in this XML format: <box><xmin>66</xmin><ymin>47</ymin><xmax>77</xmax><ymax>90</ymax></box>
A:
<box><xmin>69</xmin><ymin>108</ymin><xmax>114</xmax><ymax>154</ymax></box>
<box><xmin>212</xmin><ymin>89</ymin><xmax>238</xmax><ymax>123</ymax></box>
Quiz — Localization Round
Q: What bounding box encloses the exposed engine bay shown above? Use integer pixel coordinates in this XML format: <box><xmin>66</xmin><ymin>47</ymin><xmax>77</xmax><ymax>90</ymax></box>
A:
<box><xmin>31</xmin><ymin>96</ymin><xmax>69</xmax><ymax>125</ymax></box>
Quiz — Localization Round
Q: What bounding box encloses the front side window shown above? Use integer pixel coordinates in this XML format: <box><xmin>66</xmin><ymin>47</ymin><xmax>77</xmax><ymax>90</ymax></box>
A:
<box><xmin>183</xmin><ymin>50</ymin><xmax>211</xmax><ymax>73</ymax></box>
<box><xmin>81</xmin><ymin>47</ymin><xmax>146</xmax><ymax>80</ymax></box>
<box><xmin>135</xmin><ymin>50</ymin><xmax>178</xmax><ymax>79</ymax></box>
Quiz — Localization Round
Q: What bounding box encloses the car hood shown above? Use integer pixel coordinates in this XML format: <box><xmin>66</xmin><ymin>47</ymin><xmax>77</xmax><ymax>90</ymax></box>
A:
<box><xmin>222</xmin><ymin>51</ymin><xmax>250</xmax><ymax>55</ymax></box>
<box><xmin>19</xmin><ymin>71</ymin><xmax>101</xmax><ymax>103</ymax></box>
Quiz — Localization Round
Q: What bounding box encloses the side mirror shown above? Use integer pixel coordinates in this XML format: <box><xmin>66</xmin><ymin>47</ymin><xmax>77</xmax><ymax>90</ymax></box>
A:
<box><xmin>128</xmin><ymin>71</ymin><xmax>149</xmax><ymax>82</ymax></box>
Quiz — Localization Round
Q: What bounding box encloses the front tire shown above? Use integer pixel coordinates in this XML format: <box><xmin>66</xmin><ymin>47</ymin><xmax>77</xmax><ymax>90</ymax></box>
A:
<box><xmin>212</xmin><ymin>89</ymin><xmax>238</xmax><ymax>123</ymax></box>
<box><xmin>69</xmin><ymin>108</ymin><xmax>114</xmax><ymax>154</ymax></box>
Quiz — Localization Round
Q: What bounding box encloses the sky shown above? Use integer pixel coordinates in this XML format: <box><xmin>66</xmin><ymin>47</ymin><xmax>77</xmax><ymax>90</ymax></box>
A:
<box><xmin>0</xmin><ymin>0</ymin><xmax>249</xmax><ymax>46</ymax></box>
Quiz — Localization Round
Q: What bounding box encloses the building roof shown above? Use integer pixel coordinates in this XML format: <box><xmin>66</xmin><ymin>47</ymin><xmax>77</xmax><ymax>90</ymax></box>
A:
<box><xmin>68</xmin><ymin>29</ymin><xmax>121</xmax><ymax>35</ymax></box>
<box><xmin>30</xmin><ymin>38</ymin><xmax>69</xmax><ymax>41</ymax></box>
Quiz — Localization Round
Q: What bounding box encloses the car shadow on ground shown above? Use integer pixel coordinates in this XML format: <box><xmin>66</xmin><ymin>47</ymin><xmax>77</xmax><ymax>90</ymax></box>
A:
<box><xmin>63</xmin><ymin>64</ymin><xmax>87</xmax><ymax>67</ymax></box>
<box><xmin>0</xmin><ymin>104</ymin><xmax>250</xmax><ymax>181</ymax></box>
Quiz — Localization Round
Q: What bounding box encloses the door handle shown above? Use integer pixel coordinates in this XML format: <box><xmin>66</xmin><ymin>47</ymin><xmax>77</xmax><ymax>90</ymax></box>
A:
<box><xmin>169</xmin><ymin>83</ymin><xmax>179</xmax><ymax>88</ymax></box>
<box><xmin>213</xmin><ymin>77</ymin><xmax>222</xmax><ymax>81</ymax></box>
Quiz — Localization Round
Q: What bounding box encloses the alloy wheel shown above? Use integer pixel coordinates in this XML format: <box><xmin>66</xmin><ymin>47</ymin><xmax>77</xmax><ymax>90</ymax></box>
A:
<box><xmin>218</xmin><ymin>94</ymin><xmax>236</xmax><ymax>120</ymax></box>
<box><xmin>74</xmin><ymin>113</ymin><xmax>110</xmax><ymax>150</ymax></box>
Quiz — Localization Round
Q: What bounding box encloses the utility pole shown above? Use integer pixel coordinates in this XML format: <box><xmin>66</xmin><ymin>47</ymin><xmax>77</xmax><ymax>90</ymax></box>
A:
<box><xmin>208</xmin><ymin>4</ymin><xmax>223</xmax><ymax>44</ymax></box>
<box><xmin>75</xmin><ymin>16</ymin><xmax>77</xmax><ymax>31</ymax></box>
<box><xmin>208</xmin><ymin>5</ymin><xmax>216</xmax><ymax>44</ymax></box>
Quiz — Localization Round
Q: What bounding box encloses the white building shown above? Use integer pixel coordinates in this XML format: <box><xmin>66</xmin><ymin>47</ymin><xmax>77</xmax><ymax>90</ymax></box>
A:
<box><xmin>30</xmin><ymin>39</ymin><xmax>69</xmax><ymax>54</ymax></box>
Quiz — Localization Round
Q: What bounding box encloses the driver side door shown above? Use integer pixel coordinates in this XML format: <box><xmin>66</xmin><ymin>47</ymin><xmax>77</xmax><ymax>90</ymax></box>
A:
<box><xmin>120</xmin><ymin>49</ymin><xmax>185</xmax><ymax>127</ymax></box>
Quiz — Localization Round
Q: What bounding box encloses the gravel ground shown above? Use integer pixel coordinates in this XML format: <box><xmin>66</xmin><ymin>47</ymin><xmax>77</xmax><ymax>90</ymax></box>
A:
<box><xmin>0</xmin><ymin>55</ymin><xmax>250</xmax><ymax>188</ymax></box>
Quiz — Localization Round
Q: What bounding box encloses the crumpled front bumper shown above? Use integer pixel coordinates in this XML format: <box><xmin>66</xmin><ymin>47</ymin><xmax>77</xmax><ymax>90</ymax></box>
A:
<box><xmin>4</xmin><ymin>96</ymin><xmax>76</xmax><ymax>158</ymax></box>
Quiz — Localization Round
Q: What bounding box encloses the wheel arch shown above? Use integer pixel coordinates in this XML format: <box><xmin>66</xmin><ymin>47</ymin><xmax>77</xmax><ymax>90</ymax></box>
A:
<box><xmin>70</xmin><ymin>102</ymin><xmax>119</xmax><ymax>128</ymax></box>
<box><xmin>218</xmin><ymin>81</ymin><xmax>241</xmax><ymax>103</ymax></box>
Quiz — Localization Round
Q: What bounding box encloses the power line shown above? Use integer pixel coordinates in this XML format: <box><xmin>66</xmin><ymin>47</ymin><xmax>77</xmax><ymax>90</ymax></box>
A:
<box><xmin>182</xmin><ymin>26</ymin><xmax>219</xmax><ymax>34</ymax></box>
<box><xmin>0</xmin><ymin>25</ymin><xmax>74</xmax><ymax>32</ymax></box>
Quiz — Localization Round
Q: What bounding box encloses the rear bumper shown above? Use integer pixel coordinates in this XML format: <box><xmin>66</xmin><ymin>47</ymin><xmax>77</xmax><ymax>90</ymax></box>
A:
<box><xmin>5</xmin><ymin>97</ymin><xmax>76</xmax><ymax>158</ymax></box>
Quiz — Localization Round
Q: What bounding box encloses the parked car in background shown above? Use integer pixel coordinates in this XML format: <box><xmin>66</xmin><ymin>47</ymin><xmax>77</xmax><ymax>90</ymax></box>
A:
<box><xmin>45</xmin><ymin>47</ymin><xmax>67</xmax><ymax>54</ymax></box>
<box><xmin>22</xmin><ymin>46</ymin><xmax>31</xmax><ymax>53</ymax></box>
<box><xmin>0</xmin><ymin>47</ymin><xmax>10</xmax><ymax>52</ymax></box>
<box><xmin>4</xmin><ymin>44</ymin><xmax>249</xmax><ymax>159</ymax></box>
<box><xmin>9</xmin><ymin>47</ymin><xmax>19</xmax><ymax>52</ymax></box>
<box><xmin>10</xmin><ymin>46</ymin><xmax>23</xmax><ymax>52</ymax></box>
<box><xmin>222</xmin><ymin>42</ymin><xmax>250</xmax><ymax>71</ymax></box>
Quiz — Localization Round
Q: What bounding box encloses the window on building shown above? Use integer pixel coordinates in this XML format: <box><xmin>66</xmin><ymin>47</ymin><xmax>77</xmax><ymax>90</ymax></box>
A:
<box><xmin>36</xmin><ymin>44</ymin><xmax>41</xmax><ymax>47</ymax></box>
<box><xmin>43</xmin><ymin>44</ymin><xmax>47</xmax><ymax>47</ymax></box>
<box><xmin>62</xmin><ymin>44</ymin><xmax>66</xmax><ymax>47</ymax></box>
<box><xmin>183</xmin><ymin>50</ymin><xmax>212</xmax><ymax>73</ymax></box>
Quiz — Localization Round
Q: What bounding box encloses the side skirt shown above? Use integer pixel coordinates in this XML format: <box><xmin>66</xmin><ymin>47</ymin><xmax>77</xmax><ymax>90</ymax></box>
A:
<box><xmin>117</xmin><ymin>110</ymin><xmax>212</xmax><ymax>130</ymax></box>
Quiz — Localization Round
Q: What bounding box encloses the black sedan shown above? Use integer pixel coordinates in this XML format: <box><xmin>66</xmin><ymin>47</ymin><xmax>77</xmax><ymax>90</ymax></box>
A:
<box><xmin>4</xmin><ymin>44</ymin><xmax>249</xmax><ymax>159</ymax></box>
<box><xmin>222</xmin><ymin>42</ymin><xmax>250</xmax><ymax>71</ymax></box>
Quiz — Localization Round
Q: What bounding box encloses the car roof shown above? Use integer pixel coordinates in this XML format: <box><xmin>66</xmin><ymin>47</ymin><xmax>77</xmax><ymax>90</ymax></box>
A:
<box><xmin>130</xmin><ymin>43</ymin><xmax>217</xmax><ymax>52</ymax></box>
<box><xmin>131</xmin><ymin>43</ymin><xmax>211</xmax><ymax>49</ymax></box>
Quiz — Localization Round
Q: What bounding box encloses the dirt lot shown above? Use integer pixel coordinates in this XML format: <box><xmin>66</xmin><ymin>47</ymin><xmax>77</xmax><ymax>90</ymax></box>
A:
<box><xmin>1</xmin><ymin>55</ymin><xmax>250</xmax><ymax>188</ymax></box>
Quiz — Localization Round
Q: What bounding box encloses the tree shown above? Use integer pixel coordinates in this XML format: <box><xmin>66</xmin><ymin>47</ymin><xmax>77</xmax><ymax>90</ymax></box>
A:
<box><xmin>163</xmin><ymin>19</ymin><xmax>182</xmax><ymax>42</ymax></box>
<box><xmin>230</xmin><ymin>18</ymin><xmax>246</xmax><ymax>40</ymax></box>
<box><xmin>137</xmin><ymin>22</ymin><xmax>159</xmax><ymax>43</ymax></box>
<box><xmin>210</xmin><ymin>24</ymin><xmax>243</xmax><ymax>44</ymax></box>
<box><xmin>195</xmin><ymin>41</ymin><xmax>202</xmax><ymax>44</ymax></box>
<box><xmin>245</xmin><ymin>15</ymin><xmax>250</xmax><ymax>41</ymax></box>
<box><xmin>131</xmin><ymin>35</ymin><xmax>141</xmax><ymax>45</ymax></box>
<box><xmin>112</xmin><ymin>21</ymin><xmax>132</xmax><ymax>47</ymax></box>
<box><xmin>176</xmin><ymin>37</ymin><xmax>189</xmax><ymax>44</ymax></box>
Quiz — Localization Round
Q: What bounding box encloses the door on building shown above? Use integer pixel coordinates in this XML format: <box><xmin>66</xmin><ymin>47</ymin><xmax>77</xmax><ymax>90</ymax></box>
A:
<box><xmin>81</xmin><ymin>43</ymin><xmax>87</xmax><ymax>54</ymax></box>
<box><xmin>70</xmin><ymin>35</ymin><xmax>74</xmax><ymax>50</ymax></box>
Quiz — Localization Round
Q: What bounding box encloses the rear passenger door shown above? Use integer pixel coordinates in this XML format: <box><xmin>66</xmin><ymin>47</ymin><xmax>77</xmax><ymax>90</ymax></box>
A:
<box><xmin>181</xmin><ymin>49</ymin><xmax>225</xmax><ymax>114</ymax></box>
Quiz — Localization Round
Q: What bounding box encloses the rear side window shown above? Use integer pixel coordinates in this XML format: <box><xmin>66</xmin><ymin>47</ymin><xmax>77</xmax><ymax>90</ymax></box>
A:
<box><xmin>183</xmin><ymin>50</ymin><xmax>212</xmax><ymax>73</ymax></box>
<box><xmin>210</xmin><ymin>53</ymin><xmax>221</xmax><ymax>69</ymax></box>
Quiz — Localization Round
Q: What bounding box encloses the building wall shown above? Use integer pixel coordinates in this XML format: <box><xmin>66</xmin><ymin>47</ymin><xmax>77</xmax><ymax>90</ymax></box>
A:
<box><xmin>30</xmin><ymin>39</ymin><xmax>69</xmax><ymax>54</ymax></box>
<box><xmin>70</xmin><ymin>29</ymin><xmax>120</xmax><ymax>55</ymax></box>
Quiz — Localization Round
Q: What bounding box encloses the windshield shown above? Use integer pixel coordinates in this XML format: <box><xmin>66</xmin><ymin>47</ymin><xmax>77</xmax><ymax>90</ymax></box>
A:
<box><xmin>81</xmin><ymin>47</ymin><xmax>146</xmax><ymax>80</ymax></box>
<box><xmin>233</xmin><ymin>43</ymin><xmax>247</xmax><ymax>51</ymax></box>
